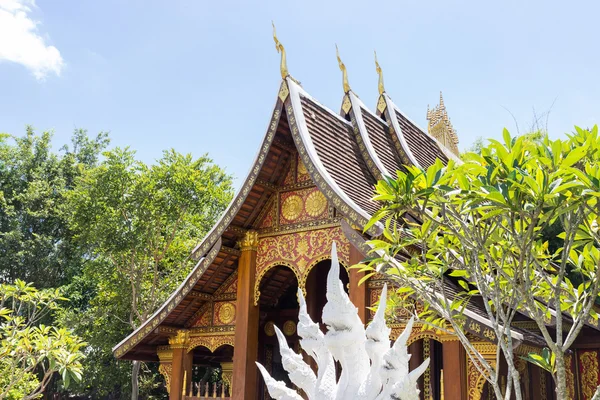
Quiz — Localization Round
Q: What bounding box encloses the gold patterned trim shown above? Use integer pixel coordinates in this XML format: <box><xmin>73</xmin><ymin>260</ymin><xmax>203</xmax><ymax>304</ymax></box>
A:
<box><xmin>113</xmin><ymin>239</ymin><xmax>222</xmax><ymax>358</ymax></box>
<box><xmin>186</xmin><ymin>334</ymin><xmax>235</xmax><ymax>353</ymax></box>
<box><xmin>190</xmin><ymin>99</ymin><xmax>283</xmax><ymax>259</ymax></box>
<box><xmin>159</xmin><ymin>363</ymin><xmax>172</xmax><ymax>394</ymax></box>
<box><xmin>115</xmin><ymin>90</ymin><xmax>285</xmax><ymax>357</ymax></box>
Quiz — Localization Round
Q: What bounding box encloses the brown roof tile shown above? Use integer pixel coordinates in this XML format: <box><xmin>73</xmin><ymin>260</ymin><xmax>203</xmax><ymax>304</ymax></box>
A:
<box><xmin>361</xmin><ymin>108</ymin><xmax>403</xmax><ymax>176</ymax></box>
<box><xmin>395</xmin><ymin>110</ymin><xmax>448</xmax><ymax>169</ymax></box>
<box><xmin>300</xmin><ymin>95</ymin><xmax>379</xmax><ymax>216</ymax></box>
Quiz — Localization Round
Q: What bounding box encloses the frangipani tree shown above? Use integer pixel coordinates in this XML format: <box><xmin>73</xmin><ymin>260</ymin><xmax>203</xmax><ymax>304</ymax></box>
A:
<box><xmin>256</xmin><ymin>243</ymin><xmax>429</xmax><ymax>400</ymax></box>
<box><xmin>0</xmin><ymin>280</ymin><xmax>85</xmax><ymax>400</ymax></box>
<box><xmin>363</xmin><ymin>126</ymin><xmax>600</xmax><ymax>399</ymax></box>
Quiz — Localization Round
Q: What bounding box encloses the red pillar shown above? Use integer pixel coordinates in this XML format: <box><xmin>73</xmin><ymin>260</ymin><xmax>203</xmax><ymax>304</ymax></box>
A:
<box><xmin>232</xmin><ymin>231</ymin><xmax>260</xmax><ymax>400</ymax></box>
<box><xmin>168</xmin><ymin>330</ymin><xmax>191</xmax><ymax>400</ymax></box>
<box><xmin>348</xmin><ymin>244</ymin><xmax>368</xmax><ymax>324</ymax></box>
<box><xmin>443</xmin><ymin>340</ymin><xmax>467</xmax><ymax>399</ymax></box>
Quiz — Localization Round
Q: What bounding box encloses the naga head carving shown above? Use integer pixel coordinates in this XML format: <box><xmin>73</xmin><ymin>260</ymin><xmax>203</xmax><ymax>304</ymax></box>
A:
<box><xmin>274</xmin><ymin>326</ymin><xmax>316</xmax><ymax>394</ymax></box>
<box><xmin>297</xmin><ymin>288</ymin><xmax>324</xmax><ymax>358</ymax></box>
<box><xmin>322</xmin><ymin>242</ymin><xmax>365</xmax><ymax>360</ymax></box>
<box><xmin>257</xmin><ymin>243</ymin><xmax>430</xmax><ymax>400</ymax></box>
<box><xmin>256</xmin><ymin>362</ymin><xmax>303</xmax><ymax>400</ymax></box>
<box><xmin>365</xmin><ymin>283</ymin><xmax>392</xmax><ymax>361</ymax></box>
<box><xmin>381</xmin><ymin>317</ymin><xmax>415</xmax><ymax>382</ymax></box>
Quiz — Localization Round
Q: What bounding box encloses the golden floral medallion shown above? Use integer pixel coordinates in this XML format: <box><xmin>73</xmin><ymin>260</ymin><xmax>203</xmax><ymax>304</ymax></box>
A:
<box><xmin>218</xmin><ymin>302</ymin><xmax>235</xmax><ymax>325</ymax></box>
<box><xmin>282</xmin><ymin>195</ymin><xmax>303</xmax><ymax>221</ymax></box>
<box><xmin>305</xmin><ymin>191</ymin><xmax>327</xmax><ymax>217</ymax></box>
<box><xmin>283</xmin><ymin>320</ymin><xmax>296</xmax><ymax>336</ymax></box>
<box><xmin>264</xmin><ymin>321</ymin><xmax>275</xmax><ymax>337</ymax></box>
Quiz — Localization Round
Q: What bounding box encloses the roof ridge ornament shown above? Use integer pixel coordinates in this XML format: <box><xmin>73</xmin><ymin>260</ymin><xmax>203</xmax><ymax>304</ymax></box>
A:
<box><xmin>374</xmin><ymin>50</ymin><xmax>385</xmax><ymax>95</ymax></box>
<box><xmin>272</xmin><ymin>21</ymin><xmax>300</xmax><ymax>85</ymax></box>
<box><xmin>335</xmin><ymin>44</ymin><xmax>351</xmax><ymax>94</ymax></box>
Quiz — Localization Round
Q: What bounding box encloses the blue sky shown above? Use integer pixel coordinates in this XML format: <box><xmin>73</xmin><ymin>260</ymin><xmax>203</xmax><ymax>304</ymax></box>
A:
<box><xmin>1</xmin><ymin>0</ymin><xmax>598</xmax><ymax>189</ymax></box>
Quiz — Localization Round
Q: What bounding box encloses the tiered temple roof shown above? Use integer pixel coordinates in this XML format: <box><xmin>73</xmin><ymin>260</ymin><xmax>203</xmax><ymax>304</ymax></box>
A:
<box><xmin>116</xmin><ymin>44</ymin><xmax>581</xmax><ymax>361</ymax></box>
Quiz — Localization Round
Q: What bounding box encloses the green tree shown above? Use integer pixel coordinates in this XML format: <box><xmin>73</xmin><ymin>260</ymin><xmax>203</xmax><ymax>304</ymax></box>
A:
<box><xmin>65</xmin><ymin>148</ymin><xmax>233</xmax><ymax>400</ymax></box>
<box><xmin>0</xmin><ymin>127</ymin><xmax>109</xmax><ymax>288</ymax></box>
<box><xmin>0</xmin><ymin>280</ymin><xmax>85</xmax><ymax>400</ymax></box>
<box><xmin>364</xmin><ymin>126</ymin><xmax>600</xmax><ymax>399</ymax></box>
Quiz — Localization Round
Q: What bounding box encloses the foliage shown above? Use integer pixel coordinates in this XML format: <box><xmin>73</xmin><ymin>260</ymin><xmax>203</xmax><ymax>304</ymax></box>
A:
<box><xmin>0</xmin><ymin>127</ymin><xmax>109</xmax><ymax>288</ymax></box>
<box><xmin>461</xmin><ymin>136</ymin><xmax>484</xmax><ymax>156</ymax></box>
<box><xmin>65</xmin><ymin>147</ymin><xmax>233</xmax><ymax>399</ymax></box>
<box><xmin>363</xmin><ymin>126</ymin><xmax>600</xmax><ymax>399</ymax></box>
<box><xmin>0</xmin><ymin>280</ymin><xmax>85</xmax><ymax>400</ymax></box>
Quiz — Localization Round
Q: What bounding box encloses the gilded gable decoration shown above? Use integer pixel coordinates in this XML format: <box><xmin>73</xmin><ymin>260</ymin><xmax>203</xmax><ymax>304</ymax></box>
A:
<box><xmin>253</xmin><ymin>226</ymin><xmax>350</xmax><ymax>305</ymax></box>
<box><xmin>279</xmin><ymin>187</ymin><xmax>329</xmax><ymax>225</ymax></box>
<box><xmin>427</xmin><ymin>92</ymin><xmax>460</xmax><ymax>156</ymax></box>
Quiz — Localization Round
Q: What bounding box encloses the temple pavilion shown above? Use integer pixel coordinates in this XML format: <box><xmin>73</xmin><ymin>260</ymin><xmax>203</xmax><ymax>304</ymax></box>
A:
<box><xmin>113</xmin><ymin>32</ymin><xmax>600</xmax><ymax>400</ymax></box>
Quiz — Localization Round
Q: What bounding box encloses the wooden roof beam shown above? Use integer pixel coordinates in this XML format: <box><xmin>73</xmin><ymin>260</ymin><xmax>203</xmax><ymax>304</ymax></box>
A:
<box><xmin>201</xmin><ymin>253</ymin><xmax>235</xmax><ymax>292</ymax></box>
<box><xmin>256</xmin><ymin>179</ymin><xmax>278</xmax><ymax>192</ymax></box>
<box><xmin>273</xmin><ymin>138</ymin><xmax>296</xmax><ymax>154</ymax></box>
<box><xmin>225</xmin><ymin>225</ymin><xmax>248</xmax><ymax>237</ymax></box>
<box><xmin>172</xmin><ymin>297</ymin><xmax>202</xmax><ymax>326</ymax></box>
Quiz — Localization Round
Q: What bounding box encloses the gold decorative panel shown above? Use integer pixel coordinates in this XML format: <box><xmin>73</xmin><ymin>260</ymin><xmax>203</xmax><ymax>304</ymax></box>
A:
<box><xmin>214</xmin><ymin>301</ymin><xmax>236</xmax><ymax>326</ymax></box>
<box><xmin>279</xmin><ymin>187</ymin><xmax>329</xmax><ymax>225</ymax></box>
<box><xmin>254</xmin><ymin>226</ymin><xmax>350</xmax><ymax>305</ymax></box>
<box><xmin>187</xmin><ymin>334</ymin><xmax>235</xmax><ymax>353</ymax></box>
<box><xmin>192</xmin><ymin>305</ymin><xmax>212</xmax><ymax>327</ymax></box>
<box><xmin>579</xmin><ymin>350</ymin><xmax>599</xmax><ymax>400</ymax></box>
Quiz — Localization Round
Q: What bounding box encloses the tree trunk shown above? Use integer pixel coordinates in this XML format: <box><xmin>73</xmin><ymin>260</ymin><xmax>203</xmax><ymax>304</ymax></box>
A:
<box><xmin>131</xmin><ymin>360</ymin><xmax>141</xmax><ymax>400</ymax></box>
<box><xmin>554</xmin><ymin>352</ymin><xmax>567</xmax><ymax>399</ymax></box>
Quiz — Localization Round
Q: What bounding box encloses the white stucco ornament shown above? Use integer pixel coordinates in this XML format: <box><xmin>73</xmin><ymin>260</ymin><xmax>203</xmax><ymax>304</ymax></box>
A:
<box><xmin>256</xmin><ymin>243</ymin><xmax>430</xmax><ymax>400</ymax></box>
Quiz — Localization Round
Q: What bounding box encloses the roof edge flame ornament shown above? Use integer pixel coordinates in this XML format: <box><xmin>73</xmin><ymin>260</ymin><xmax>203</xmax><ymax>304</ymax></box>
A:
<box><xmin>272</xmin><ymin>21</ymin><xmax>288</xmax><ymax>80</ymax></box>
<box><xmin>272</xmin><ymin>21</ymin><xmax>300</xmax><ymax>85</ymax></box>
<box><xmin>374</xmin><ymin>50</ymin><xmax>385</xmax><ymax>95</ymax></box>
<box><xmin>335</xmin><ymin>44</ymin><xmax>351</xmax><ymax>94</ymax></box>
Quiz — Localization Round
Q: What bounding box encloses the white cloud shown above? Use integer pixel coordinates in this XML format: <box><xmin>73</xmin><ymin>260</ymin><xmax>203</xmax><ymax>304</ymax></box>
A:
<box><xmin>0</xmin><ymin>0</ymin><xmax>64</xmax><ymax>80</ymax></box>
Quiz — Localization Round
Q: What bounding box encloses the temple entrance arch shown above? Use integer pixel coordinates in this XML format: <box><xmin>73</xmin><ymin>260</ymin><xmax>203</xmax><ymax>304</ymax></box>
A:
<box><xmin>256</xmin><ymin>264</ymin><xmax>300</xmax><ymax>400</ymax></box>
<box><xmin>183</xmin><ymin>343</ymin><xmax>233</xmax><ymax>398</ymax></box>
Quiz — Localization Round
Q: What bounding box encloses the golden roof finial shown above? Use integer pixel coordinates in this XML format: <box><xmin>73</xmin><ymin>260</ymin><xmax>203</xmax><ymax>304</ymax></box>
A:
<box><xmin>374</xmin><ymin>50</ymin><xmax>385</xmax><ymax>95</ymax></box>
<box><xmin>335</xmin><ymin>44</ymin><xmax>351</xmax><ymax>93</ymax></box>
<box><xmin>272</xmin><ymin>21</ymin><xmax>289</xmax><ymax>80</ymax></box>
<box><xmin>439</xmin><ymin>91</ymin><xmax>445</xmax><ymax>108</ymax></box>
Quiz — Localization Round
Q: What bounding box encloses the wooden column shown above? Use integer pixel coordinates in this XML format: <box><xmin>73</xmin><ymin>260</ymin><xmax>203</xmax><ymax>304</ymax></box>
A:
<box><xmin>409</xmin><ymin>340</ymin><xmax>424</xmax><ymax>395</ymax></box>
<box><xmin>443</xmin><ymin>340</ymin><xmax>467</xmax><ymax>400</ymax></box>
<box><xmin>168</xmin><ymin>330</ymin><xmax>190</xmax><ymax>400</ymax></box>
<box><xmin>232</xmin><ymin>231</ymin><xmax>260</xmax><ymax>400</ymax></box>
<box><xmin>182</xmin><ymin>350</ymin><xmax>193</xmax><ymax>396</ymax></box>
<box><xmin>348</xmin><ymin>244</ymin><xmax>368</xmax><ymax>324</ymax></box>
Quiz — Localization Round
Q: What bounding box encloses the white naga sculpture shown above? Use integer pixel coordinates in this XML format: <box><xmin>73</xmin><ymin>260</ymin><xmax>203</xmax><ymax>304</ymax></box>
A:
<box><xmin>256</xmin><ymin>243</ymin><xmax>430</xmax><ymax>400</ymax></box>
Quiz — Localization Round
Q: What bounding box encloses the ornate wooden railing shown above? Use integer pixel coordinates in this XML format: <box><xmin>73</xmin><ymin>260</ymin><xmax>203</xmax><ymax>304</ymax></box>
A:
<box><xmin>183</xmin><ymin>381</ymin><xmax>230</xmax><ymax>399</ymax></box>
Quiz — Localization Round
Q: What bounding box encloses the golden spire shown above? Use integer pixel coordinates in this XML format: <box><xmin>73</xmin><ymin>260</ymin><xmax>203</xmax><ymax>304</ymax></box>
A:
<box><xmin>427</xmin><ymin>92</ymin><xmax>459</xmax><ymax>156</ymax></box>
<box><xmin>374</xmin><ymin>50</ymin><xmax>385</xmax><ymax>95</ymax></box>
<box><xmin>272</xmin><ymin>21</ymin><xmax>289</xmax><ymax>80</ymax></box>
<box><xmin>335</xmin><ymin>44</ymin><xmax>351</xmax><ymax>93</ymax></box>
